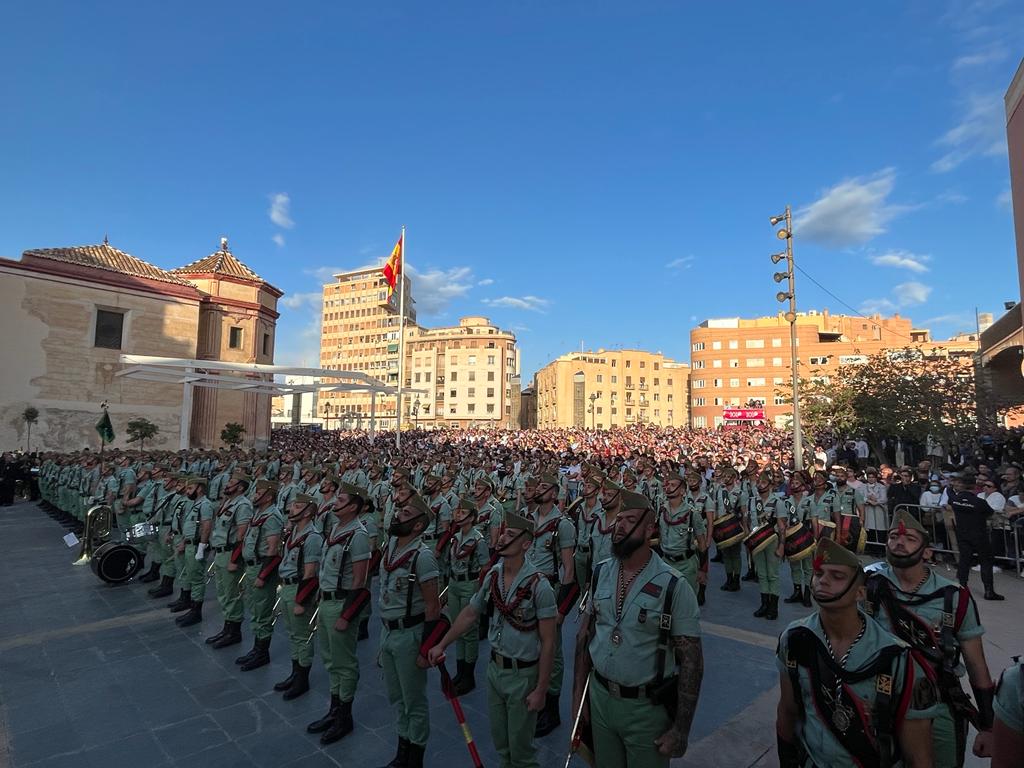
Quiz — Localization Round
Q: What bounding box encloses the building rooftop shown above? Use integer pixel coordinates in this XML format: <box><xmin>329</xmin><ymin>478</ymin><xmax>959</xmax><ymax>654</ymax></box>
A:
<box><xmin>22</xmin><ymin>240</ymin><xmax>194</xmax><ymax>286</ymax></box>
<box><xmin>172</xmin><ymin>238</ymin><xmax>280</xmax><ymax>295</ymax></box>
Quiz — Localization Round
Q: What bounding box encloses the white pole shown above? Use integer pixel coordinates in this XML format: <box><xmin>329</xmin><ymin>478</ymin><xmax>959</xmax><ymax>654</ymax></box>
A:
<box><xmin>395</xmin><ymin>226</ymin><xmax>406</xmax><ymax>450</ymax></box>
<box><xmin>180</xmin><ymin>369</ymin><xmax>194</xmax><ymax>450</ymax></box>
<box><xmin>370</xmin><ymin>391</ymin><xmax>377</xmax><ymax>442</ymax></box>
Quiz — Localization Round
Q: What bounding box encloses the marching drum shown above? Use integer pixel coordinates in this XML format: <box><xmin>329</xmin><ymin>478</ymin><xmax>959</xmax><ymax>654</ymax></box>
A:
<box><xmin>838</xmin><ymin>515</ymin><xmax>866</xmax><ymax>555</ymax></box>
<box><xmin>711</xmin><ymin>513</ymin><xmax>746</xmax><ymax>548</ymax></box>
<box><xmin>815</xmin><ymin>519</ymin><xmax>836</xmax><ymax>541</ymax></box>
<box><xmin>745</xmin><ymin>524</ymin><xmax>778</xmax><ymax>556</ymax></box>
<box><xmin>90</xmin><ymin>542</ymin><xmax>143</xmax><ymax>584</ymax></box>
<box><xmin>783</xmin><ymin>522</ymin><xmax>816</xmax><ymax>561</ymax></box>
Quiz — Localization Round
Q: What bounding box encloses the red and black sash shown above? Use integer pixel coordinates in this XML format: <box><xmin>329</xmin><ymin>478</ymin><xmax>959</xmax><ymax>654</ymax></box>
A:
<box><xmin>450</xmin><ymin>536</ymin><xmax>479</xmax><ymax>561</ymax></box>
<box><xmin>487</xmin><ymin>570</ymin><xmax>541</xmax><ymax>632</ymax></box>
<box><xmin>783</xmin><ymin>627</ymin><xmax>912</xmax><ymax>768</ymax></box>
<box><xmin>661</xmin><ymin>506</ymin><xmax>691</xmax><ymax>527</ymax></box>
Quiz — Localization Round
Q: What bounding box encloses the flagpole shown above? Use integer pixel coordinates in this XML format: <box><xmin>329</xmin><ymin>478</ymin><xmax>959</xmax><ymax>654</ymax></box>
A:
<box><xmin>395</xmin><ymin>226</ymin><xmax>406</xmax><ymax>450</ymax></box>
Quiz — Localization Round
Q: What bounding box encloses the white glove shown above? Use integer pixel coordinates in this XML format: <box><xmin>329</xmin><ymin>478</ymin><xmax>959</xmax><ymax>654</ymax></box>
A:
<box><xmin>195</xmin><ymin>543</ymin><xmax>208</xmax><ymax>560</ymax></box>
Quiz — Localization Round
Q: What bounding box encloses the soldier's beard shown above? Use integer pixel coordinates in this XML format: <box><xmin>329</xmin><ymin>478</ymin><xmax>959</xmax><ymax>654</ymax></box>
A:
<box><xmin>886</xmin><ymin>544</ymin><xmax>926</xmax><ymax>569</ymax></box>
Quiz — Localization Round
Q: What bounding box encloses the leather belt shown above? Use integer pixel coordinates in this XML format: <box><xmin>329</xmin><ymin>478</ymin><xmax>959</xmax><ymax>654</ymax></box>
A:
<box><xmin>490</xmin><ymin>650</ymin><xmax>537</xmax><ymax>670</ymax></box>
<box><xmin>383</xmin><ymin>613</ymin><xmax>425</xmax><ymax>630</ymax></box>
<box><xmin>451</xmin><ymin>572</ymin><xmax>479</xmax><ymax>582</ymax></box>
<box><xmin>594</xmin><ymin>671</ymin><xmax>657</xmax><ymax>699</ymax></box>
<box><xmin>320</xmin><ymin>590</ymin><xmax>350</xmax><ymax>601</ymax></box>
<box><xmin>213</xmin><ymin>546</ymin><xmax>231</xmax><ymax>553</ymax></box>
<box><xmin>281</xmin><ymin>577</ymin><xmax>300</xmax><ymax>585</ymax></box>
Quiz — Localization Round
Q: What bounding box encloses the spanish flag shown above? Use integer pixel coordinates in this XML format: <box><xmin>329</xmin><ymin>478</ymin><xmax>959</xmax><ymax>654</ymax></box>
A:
<box><xmin>382</xmin><ymin>232</ymin><xmax>403</xmax><ymax>300</ymax></box>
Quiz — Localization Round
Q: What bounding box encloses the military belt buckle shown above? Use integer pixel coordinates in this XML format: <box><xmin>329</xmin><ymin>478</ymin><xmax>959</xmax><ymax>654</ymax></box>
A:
<box><xmin>406</xmin><ymin>574</ymin><xmax>417</xmax><ymax>583</ymax></box>
<box><xmin>942</xmin><ymin>612</ymin><xmax>954</xmax><ymax>628</ymax></box>
<box><xmin>876</xmin><ymin>674</ymin><xmax>893</xmax><ymax>696</ymax></box>
<box><xmin>659</xmin><ymin>613</ymin><xmax>672</xmax><ymax>631</ymax></box>
<box><xmin>607</xmin><ymin>680</ymin><xmax>622</xmax><ymax>697</ymax></box>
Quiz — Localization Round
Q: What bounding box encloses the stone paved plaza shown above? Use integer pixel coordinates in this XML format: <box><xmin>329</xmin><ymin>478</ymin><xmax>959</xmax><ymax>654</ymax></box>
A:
<box><xmin>0</xmin><ymin>499</ymin><xmax>1018</xmax><ymax>767</ymax></box>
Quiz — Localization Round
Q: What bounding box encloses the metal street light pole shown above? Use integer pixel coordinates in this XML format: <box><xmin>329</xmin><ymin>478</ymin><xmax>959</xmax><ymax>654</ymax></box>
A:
<box><xmin>771</xmin><ymin>205</ymin><xmax>804</xmax><ymax>470</ymax></box>
<box><xmin>588</xmin><ymin>392</ymin><xmax>599</xmax><ymax>430</ymax></box>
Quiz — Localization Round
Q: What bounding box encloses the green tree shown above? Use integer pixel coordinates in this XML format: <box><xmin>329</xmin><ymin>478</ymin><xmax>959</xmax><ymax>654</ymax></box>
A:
<box><xmin>221</xmin><ymin>422</ymin><xmax>246</xmax><ymax>448</ymax></box>
<box><xmin>126</xmin><ymin>418</ymin><xmax>160</xmax><ymax>450</ymax></box>
<box><xmin>22</xmin><ymin>406</ymin><xmax>39</xmax><ymax>452</ymax></box>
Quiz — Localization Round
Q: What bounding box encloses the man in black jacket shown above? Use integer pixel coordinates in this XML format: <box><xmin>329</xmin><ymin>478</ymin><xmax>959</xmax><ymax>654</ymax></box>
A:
<box><xmin>946</xmin><ymin>474</ymin><xmax>1004</xmax><ymax>601</ymax></box>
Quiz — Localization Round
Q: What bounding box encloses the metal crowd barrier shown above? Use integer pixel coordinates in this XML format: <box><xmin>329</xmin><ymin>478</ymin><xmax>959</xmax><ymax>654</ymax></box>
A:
<box><xmin>893</xmin><ymin>503</ymin><xmax>1023</xmax><ymax>577</ymax></box>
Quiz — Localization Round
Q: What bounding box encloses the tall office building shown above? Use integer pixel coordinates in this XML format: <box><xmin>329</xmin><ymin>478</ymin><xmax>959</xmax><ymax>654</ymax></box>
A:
<box><xmin>535</xmin><ymin>349</ymin><xmax>689</xmax><ymax>429</ymax></box>
<box><xmin>403</xmin><ymin>316</ymin><xmax>520</xmax><ymax>429</ymax></box>
<box><xmin>319</xmin><ymin>265</ymin><xmax>414</xmax><ymax>430</ymax></box>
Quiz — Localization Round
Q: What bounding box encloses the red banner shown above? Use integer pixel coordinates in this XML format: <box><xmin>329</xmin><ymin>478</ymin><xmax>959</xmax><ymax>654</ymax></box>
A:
<box><xmin>722</xmin><ymin>408</ymin><xmax>765</xmax><ymax>420</ymax></box>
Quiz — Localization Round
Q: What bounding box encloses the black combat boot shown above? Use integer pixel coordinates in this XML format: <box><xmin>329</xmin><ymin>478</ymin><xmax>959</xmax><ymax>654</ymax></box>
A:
<box><xmin>357</xmin><ymin>617</ymin><xmax>370</xmax><ymax>641</ymax></box>
<box><xmin>730</xmin><ymin>574</ymin><xmax>742</xmax><ymax>591</ymax></box>
<box><xmin>753</xmin><ymin>594</ymin><xmax>769</xmax><ymax>618</ymax></box>
<box><xmin>802</xmin><ymin>588</ymin><xmax>812</xmax><ymax>607</ymax></box>
<box><xmin>380</xmin><ymin>738</ymin><xmax>410</xmax><ymax>768</ymax></box>
<box><xmin>453</xmin><ymin>659</ymin><xmax>476</xmax><ymax>696</ymax></box>
<box><xmin>320</xmin><ymin>699</ymin><xmax>354</xmax><ymax>744</ymax></box>
<box><xmin>307</xmin><ymin>694</ymin><xmax>341</xmax><ymax>734</ymax></box>
<box><xmin>275</xmin><ymin>660</ymin><xmax>299</xmax><ymax>691</ymax></box>
<box><xmin>239</xmin><ymin>637</ymin><xmax>271</xmax><ymax>671</ymax></box>
<box><xmin>168</xmin><ymin>589</ymin><xmax>190</xmax><ymax>612</ymax></box>
<box><xmin>211</xmin><ymin>620</ymin><xmax>242</xmax><ymax>649</ymax></box>
<box><xmin>148</xmin><ymin>575</ymin><xmax>174</xmax><ymax>598</ymax></box>
<box><xmin>405</xmin><ymin>742</ymin><xmax>425</xmax><ymax>768</ymax></box>
<box><xmin>205</xmin><ymin>621</ymin><xmax>229</xmax><ymax>645</ymax></box>
<box><xmin>236</xmin><ymin>640</ymin><xmax>259</xmax><ymax>666</ymax></box>
<box><xmin>783</xmin><ymin>585</ymin><xmax>803</xmax><ymax>604</ymax></box>
<box><xmin>139</xmin><ymin>561</ymin><xmax>161</xmax><ymax>583</ymax></box>
<box><xmin>742</xmin><ymin>565</ymin><xmax>758</xmax><ymax>582</ymax></box>
<box><xmin>710</xmin><ymin>548</ymin><xmax>723</xmax><ymax>563</ymax></box>
<box><xmin>176</xmin><ymin>600</ymin><xmax>203</xmax><ymax>627</ymax></box>
<box><xmin>282</xmin><ymin>664</ymin><xmax>311</xmax><ymax>700</ymax></box>
<box><xmin>766</xmin><ymin>595</ymin><xmax>779</xmax><ymax>620</ymax></box>
<box><xmin>697</xmin><ymin>583</ymin><xmax>706</xmax><ymax>606</ymax></box>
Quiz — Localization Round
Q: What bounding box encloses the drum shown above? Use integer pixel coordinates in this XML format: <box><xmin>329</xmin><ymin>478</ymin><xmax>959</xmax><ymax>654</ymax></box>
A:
<box><xmin>745</xmin><ymin>524</ymin><xmax>779</xmax><ymax>556</ymax></box>
<box><xmin>124</xmin><ymin>523</ymin><xmax>156</xmax><ymax>543</ymax></box>
<box><xmin>838</xmin><ymin>515</ymin><xmax>866</xmax><ymax>555</ymax></box>
<box><xmin>815</xmin><ymin>519</ymin><xmax>836</xmax><ymax>541</ymax></box>
<box><xmin>90</xmin><ymin>542</ymin><xmax>143</xmax><ymax>584</ymax></box>
<box><xmin>712</xmin><ymin>513</ymin><xmax>745</xmax><ymax>548</ymax></box>
<box><xmin>784</xmin><ymin>522</ymin><xmax>815</xmax><ymax>561</ymax></box>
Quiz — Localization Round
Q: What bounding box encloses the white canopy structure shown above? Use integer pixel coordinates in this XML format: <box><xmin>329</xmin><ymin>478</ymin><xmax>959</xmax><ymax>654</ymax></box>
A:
<box><xmin>117</xmin><ymin>355</ymin><xmax>423</xmax><ymax>449</ymax></box>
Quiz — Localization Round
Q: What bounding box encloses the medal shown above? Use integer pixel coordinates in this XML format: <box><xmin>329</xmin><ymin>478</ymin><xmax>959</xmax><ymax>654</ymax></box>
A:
<box><xmin>611</xmin><ymin>629</ymin><xmax>622</xmax><ymax>646</ymax></box>
<box><xmin>832</xmin><ymin>701</ymin><xmax>853</xmax><ymax>733</ymax></box>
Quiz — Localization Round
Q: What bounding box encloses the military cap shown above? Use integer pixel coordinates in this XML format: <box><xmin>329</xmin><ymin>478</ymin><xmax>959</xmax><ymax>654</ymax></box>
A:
<box><xmin>474</xmin><ymin>475</ymin><xmax>495</xmax><ymax>491</ymax></box>
<box><xmin>254</xmin><ymin>479</ymin><xmax>279</xmax><ymax>493</ymax></box>
<box><xmin>321</xmin><ymin>473</ymin><xmax>338</xmax><ymax>486</ymax></box>
<box><xmin>407</xmin><ymin>493</ymin><xmax>433</xmax><ymax>519</ymax></box>
<box><xmin>603</xmin><ymin>480</ymin><xmax>623</xmax><ymax>494</ymax></box>
<box><xmin>291</xmin><ymin>493</ymin><xmax>316</xmax><ymax>508</ymax></box>
<box><xmin>455</xmin><ymin>498</ymin><xmax>478</xmax><ymax>516</ymax></box>
<box><xmin>889</xmin><ymin>509</ymin><xmax>929</xmax><ymax>541</ymax></box>
<box><xmin>425</xmin><ymin>474</ymin><xmax>444</xmax><ymax>486</ymax></box>
<box><xmin>186</xmin><ymin>475</ymin><xmax>209</xmax><ymax>488</ymax></box>
<box><xmin>230</xmin><ymin>472</ymin><xmax>250</xmax><ymax>484</ymax></box>
<box><xmin>619</xmin><ymin>489</ymin><xmax>653</xmax><ymax>513</ymax></box>
<box><xmin>338</xmin><ymin>482</ymin><xmax>365</xmax><ymax>500</ymax></box>
<box><xmin>812</xmin><ymin>537</ymin><xmax>862</xmax><ymax>573</ymax></box>
<box><xmin>537</xmin><ymin>473</ymin><xmax>560</xmax><ymax>487</ymax></box>
<box><xmin>586</xmin><ymin>470</ymin><xmax>606</xmax><ymax>486</ymax></box>
<box><xmin>504</xmin><ymin>511</ymin><xmax>534</xmax><ymax>534</ymax></box>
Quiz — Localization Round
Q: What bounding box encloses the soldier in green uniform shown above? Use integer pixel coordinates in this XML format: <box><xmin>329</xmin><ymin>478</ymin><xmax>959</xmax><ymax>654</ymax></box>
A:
<box><xmin>528</xmin><ymin>473</ymin><xmax>579</xmax><ymax>737</ymax></box>
<box><xmin>127</xmin><ymin>466</ymin><xmax>161</xmax><ymax>581</ymax></box>
<box><xmin>114</xmin><ymin>455</ymin><xmax>137</xmax><ymax>531</ymax></box>
<box><xmin>307</xmin><ymin>482</ymin><xmax>372</xmax><ymax>745</ymax></box>
<box><xmin>429</xmin><ymin>511</ymin><xmax>557</xmax><ymax>768</ymax></box>
<box><xmin>146</xmin><ymin>469</ymin><xmax>180</xmax><ymax>598</ymax></box>
<box><xmin>776</xmin><ymin>537</ymin><xmax>939</xmax><ymax>768</ymax></box>
<box><xmin>987</xmin><ymin>658</ymin><xmax>1024</xmax><ymax>766</ymax></box>
<box><xmin>472</xmin><ymin>476</ymin><xmax>504</xmax><ymax>547</ymax></box>
<box><xmin>832</xmin><ymin>466</ymin><xmax>866</xmax><ymax>552</ymax></box>
<box><xmin>572</xmin><ymin>490</ymin><xmax>704</xmax><ymax>768</ymax></box>
<box><xmin>806</xmin><ymin>470</ymin><xmax>839</xmax><ymax>542</ymax></box>
<box><xmin>682</xmin><ymin>471</ymin><xmax>714</xmax><ymax>606</ymax></box>
<box><xmin>747</xmin><ymin>471</ymin><xmax>791</xmax><ymax>621</ymax></box>
<box><xmin>444</xmin><ymin>498</ymin><xmax>491</xmax><ymax>695</ymax></box>
<box><xmin>377</xmin><ymin>492</ymin><xmax>442</xmax><ymax>768</ymax></box>
<box><xmin>571</xmin><ymin>471</ymin><xmax>604</xmax><ymax>589</ymax></box>
<box><xmin>207</xmin><ymin>458</ymin><xmax>231</xmax><ymax>503</ymax></box>
<box><xmin>864</xmin><ymin>510</ymin><xmax>996</xmax><ymax>767</ymax></box>
<box><xmin>175</xmin><ymin>476</ymin><xmax>214</xmax><ymax>628</ymax></box>
<box><xmin>659</xmin><ymin>472</ymin><xmax>707</xmax><ymax>598</ymax></box>
<box><xmin>206</xmin><ymin>472</ymin><xmax>253</xmax><ymax>649</ymax></box>
<box><xmin>712</xmin><ymin>468</ymin><xmax>747</xmax><ymax>592</ymax></box>
<box><xmin>273</xmin><ymin>494</ymin><xmax>323</xmax><ymax>700</ymax></box>
<box><xmin>165</xmin><ymin>475</ymin><xmax>193</xmax><ymax>610</ymax></box>
<box><xmin>236</xmin><ymin>479</ymin><xmax>284</xmax><ymax>671</ymax></box>
<box><xmin>784</xmin><ymin>470</ymin><xmax>815</xmax><ymax>608</ymax></box>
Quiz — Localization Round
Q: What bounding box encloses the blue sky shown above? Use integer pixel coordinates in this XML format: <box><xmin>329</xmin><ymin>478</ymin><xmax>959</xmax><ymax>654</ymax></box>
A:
<box><xmin>1</xmin><ymin>1</ymin><xmax>1019</xmax><ymax>380</ymax></box>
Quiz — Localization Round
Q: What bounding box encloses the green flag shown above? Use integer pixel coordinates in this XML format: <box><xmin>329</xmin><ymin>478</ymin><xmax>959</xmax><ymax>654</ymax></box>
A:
<box><xmin>96</xmin><ymin>410</ymin><xmax>115</xmax><ymax>444</ymax></box>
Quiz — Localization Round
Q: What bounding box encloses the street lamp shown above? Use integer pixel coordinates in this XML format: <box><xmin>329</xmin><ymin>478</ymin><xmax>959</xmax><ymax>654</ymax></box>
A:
<box><xmin>322</xmin><ymin>402</ymin><xmax>331</xmax><ymax>431</ymax></box>
<box><xmin>587</xmin><ymin>392</ymin><xmax>599</xmax><ymax>429</ymax></box>
<box><xmin>770</xmin><ymin>205</ymin><xmax>804</xmax><ymax>470</ymax></box>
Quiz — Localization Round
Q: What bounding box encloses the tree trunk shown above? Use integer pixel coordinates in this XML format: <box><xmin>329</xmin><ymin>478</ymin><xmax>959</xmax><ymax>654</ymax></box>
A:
<box><xmin>26</xmin><ymin>423</ymin><xmax>31</xmax><ymax>452</ymax></box>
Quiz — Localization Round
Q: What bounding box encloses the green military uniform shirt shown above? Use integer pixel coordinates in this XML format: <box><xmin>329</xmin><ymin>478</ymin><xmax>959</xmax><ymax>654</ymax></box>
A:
<box><xmin>377</xmin><ymin>539</ymin><xmax>439</xmax><ymax>620</ymax></box>
<box><xmin>242</xmin><ymin>504</ymin><xmax>284</xmax><ymax>561</ymax></box>
<box><xmin>278</xmin><ymin>521</ymin><xmax>323</xmax><ymax>580</ymax></box>
<box><xmin>805</xmin><ymin>489</ymin><xmax>838</xmax><ymax>522</ymax></box>
<box><xmin>713</xmin><ymin>485</ymin><xmax>746</xmax><ymax>520</ymax></box>
<box><xmin>211</xmin><ymin>495</ymin><xmax>254</xmax><ymax>548</ymax></box>
<box><xmin>471</xmin><ymin>560</ymin><xmax>556</xmax><ymax>661</ymax></box>
<box><xmin>749</xmin><ymin>493</ymin><xmax>792</xmax><ymax>528</ymax></box>
<box><xmin>447</xmin><ymin>527</ymin><xmax>490</xmax><ymax>579</ymax></box>
<box><xmin>587</xmin><ymin>554</ymin><xmax>701</xmax><ymax>687</ymax></box>
<box><xmin>181</xmin><ymin>497</ymin><xmax>214</xmax><ymax>540</ymax></box>
<box><xmin>528</xmin><ymin>507</ymin><xmax>576</xmax><ymax>580</ymax></box>
<box><xmin>660</xmin><ymin>499</ymin><xmax>708</xmax><ymax>560</ymax></box>
<box><xmin>995</xmin><ymin>661</ymin><xmax>1023</xmax><ymax>734</ymax></box>
<box><xmin>319</xmin><ymin>517</ymin><xmax>371</xmax><ymax>591</ymax></box>
<box><xmin>833</xmin><ymin>485</ymin><xmax>865</xmax><ymax>516</ymax></box>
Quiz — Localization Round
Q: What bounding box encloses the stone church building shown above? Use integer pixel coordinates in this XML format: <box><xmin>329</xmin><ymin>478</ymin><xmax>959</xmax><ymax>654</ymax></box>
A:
<box><xmin>0</xmin><ymin>238</ymin><xmax>281</xmax><ymax>452</ymax></box>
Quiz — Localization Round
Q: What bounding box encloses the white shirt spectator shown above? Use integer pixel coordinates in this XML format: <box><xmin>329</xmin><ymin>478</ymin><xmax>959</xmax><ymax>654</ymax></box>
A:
<box><xmin>979</xmin><ymin>489</ymin><xmax>1006</xmax><ymax>513</ymax></box>
<box><xmin>919</xmin><ymin>486</ymin><xmax>946</xmax><ymax>509</ymax></box>
<box><xmin>855</xmin><ymin>439</ymin><xmax>870</xmax><ymax>460</ymax></box>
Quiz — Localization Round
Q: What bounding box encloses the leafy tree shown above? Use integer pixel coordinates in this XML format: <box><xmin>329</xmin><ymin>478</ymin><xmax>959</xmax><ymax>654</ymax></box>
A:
<box><xmin>22</xmin><ymin>406</ymin><xmax>39</xmax><ymax>452</ymax></box>
<box><xmin>126</xmin><ymin>418</ymin><xmax>159</xmax><ymax>450</ymax></box>
<box><xmin>777</xmin><ymin>347</ymin><xmax>978</xmax><ymax>460</ymax></box>
<box><xmin>221</xmin><ymin>422</ymin><xmax>246</xmax><ymax>448</ymax></box>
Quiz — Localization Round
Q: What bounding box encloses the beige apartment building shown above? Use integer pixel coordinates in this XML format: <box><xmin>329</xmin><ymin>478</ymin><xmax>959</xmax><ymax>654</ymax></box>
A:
<box><xmin>535</xmin><ymin>350</ymin><xmax>689</xmax><ymax>429</ymax></box>
<box><xmin>403</xmin><ymin>316</ymin><xmax>520</xmax><ymax>428</ymax></box>
<box><xmin>688</xmin><ymin>310</ymin><xmax>978</xmax><ymax>428</ymax></box>
<box><xmin>0</xmin><ymin>238</ymin><xmax>280</xmax><ymax>451</ymax></box>
<box><xmin>319</xmin><ymin>265</ymin><xmax>414</xmax><ymax>430</ymax></box>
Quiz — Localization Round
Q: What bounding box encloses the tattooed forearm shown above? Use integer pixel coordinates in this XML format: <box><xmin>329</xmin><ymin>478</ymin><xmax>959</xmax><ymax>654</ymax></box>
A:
<box><xmin>673</xmin><ymin>636</ymin><xmax>703</xmax><ymax>740</ymax></box>
<box><xmin>573</xmin><ymin>615</ymin><xmax>594</xmax><ymax>683</ymax></box>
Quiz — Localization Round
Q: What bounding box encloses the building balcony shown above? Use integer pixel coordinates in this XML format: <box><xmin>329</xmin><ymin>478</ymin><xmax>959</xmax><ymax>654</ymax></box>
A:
<box><xmin>387</xmin><ymin>343</ymin><xmax>399</xmax><ymax>353</ymax></box>
<box><xmin>638</xmin><ymin>383</ymin><xmax>648</xmax><ymax>391</ymax></box>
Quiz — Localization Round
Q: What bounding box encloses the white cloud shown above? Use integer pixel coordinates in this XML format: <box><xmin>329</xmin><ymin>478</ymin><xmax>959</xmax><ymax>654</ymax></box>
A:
<box><xmin>407</xmin><ymin>265</ymin><xmax>474</xmax><ymax>316</ymax></box>
<box><xmin>952</xmin><ymin>44</ymin><xmax>1008</xmax><ymax>70</ymax></box>
<box><xmin>869</xmin><ymin>250</ymin><xmax>931</xmax><ymax>273</ymax></box>
<box><xmin>894</xmin><ymin>281</ymin><xmax>932</xmax><ymax>306</ymax></box>
<box><xmin>921</xmin><ymin>313</ymin><xmax>973</xmax><ymax>328</ymax></box>
<box><xmin>931</xmin><ymin>93</ymin><xmax>1006</xmax><ymax>173</ymax></box>
<box><xmin>272</xmin><ymin>233</ymin><xmax>286</xmax><ymax>247</ymax></box>
<box><xmin>482</xmin><ymin>296</ymin><xmax>550</xmax><ymax>312</ymax></box>
<box><xmin>665</xmin><ymin>256</ymin><xmax>695</xmax><ymax>270</ymax></box>
<box><xmin>477</xmin><ymin>278</ymin><xmax>494</xmax><ymax>286</ymax></box>
<box><xmin>796</xmin><ymin>169</ymin><xmax>908</xmax><ymax>247</ymax></box>
<box><xmin>268</xmin><ymin>193</ymin><xmax>294</xmax><ymax>229</ymax></box>
<box><xmin>279</xmin><ymin>291</ymin><xmax>322</xmax><ymax>311</ymax></box>
<box><xmin>859</xmin><ymin>298</ymin><xmax>898</xmax><ymax>315</ymax></box>
<box><xmin>997</xmin><ymin>188</ymin><xmax>1012</xmax><ymax>209</ymax></box>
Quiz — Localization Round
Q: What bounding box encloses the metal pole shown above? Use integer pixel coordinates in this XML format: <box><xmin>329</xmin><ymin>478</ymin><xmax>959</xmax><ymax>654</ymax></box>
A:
<box><xmin>370</xmin><ymin>391</ymin><xmax>377</xmax><ymax>441</ymax></box>
<box><xmin>180</xmin><ymin>370</ymin><xmax>193</xmax><ymax>450</ymax></box>
<box><xmin>785</xmin><ymin>205</ymin><xmax>804</xmax><ymax>471</ymax></box>
<box><xmin>395</xmin><ymin>226</ymin><xmax>406</xmax><ymax>450</ymax></box>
